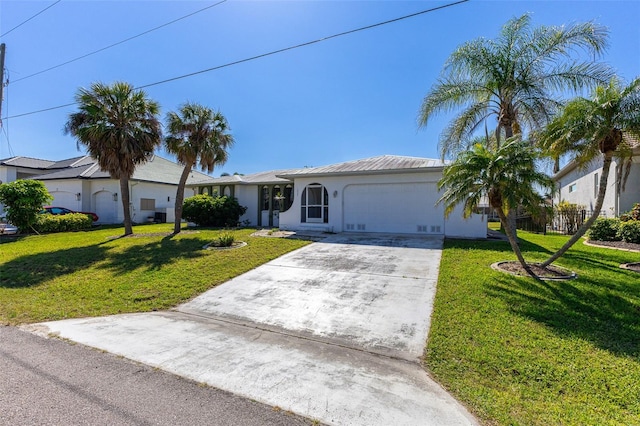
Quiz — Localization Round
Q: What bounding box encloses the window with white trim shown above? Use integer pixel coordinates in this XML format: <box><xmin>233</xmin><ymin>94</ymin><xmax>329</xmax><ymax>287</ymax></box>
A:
<box><xmin>300</xmin><ymin>184</ymin><xmax>328</xmax><ymax>223</ymax></box>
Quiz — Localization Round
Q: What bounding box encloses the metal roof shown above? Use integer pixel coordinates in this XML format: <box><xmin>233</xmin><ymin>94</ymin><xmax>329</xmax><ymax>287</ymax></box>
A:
<box><xmin>31</xmin><ymin>155</ymin><xmax>212</xmax><ymax>185</ymax></box>
<box><xmin>0</xmin><ymin>156</ymin><xmax>56</xmax><ymax>169</ymax></box>
<box><xmin>190</xmin><ymin>168</ymin><xmax>304</xmax><ymax>186</ymax></box>
<box><xmin>277</xmin><ymin>155</ymin><xmax>447</xmax><ymax>178</ymax></box>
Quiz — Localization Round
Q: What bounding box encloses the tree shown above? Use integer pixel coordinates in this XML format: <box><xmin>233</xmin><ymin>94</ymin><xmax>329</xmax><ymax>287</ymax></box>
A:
<box><xmin>438</xmin><ymin>137</ymin><xmax>553</xmax><ymax>277</ymax></box>
<box><xmin>165</xmin><ymin>102</ymin><xmax>234</xmax><ymax>234</ymax></box>
<box><xmin>0</xmin><ymin>180</ymin><xmax>52</xmax><ymax>233</ymax></box>
<box><xmin>537</xmin><ymin>77</ymin><xmax>640</xmax><ymax>267</ymax></box>
<box><xmin>418</xmin><ymin>13</ymin><xmax>611</xmax><ymax>159</ymax></box>
<box><xmin>64</xmin><ymin>81</ymin><xmax>162</xmax><ymax>236</ymax></box>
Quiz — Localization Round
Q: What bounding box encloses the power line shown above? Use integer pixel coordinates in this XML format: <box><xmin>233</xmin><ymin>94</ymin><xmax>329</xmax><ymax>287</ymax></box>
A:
<box><xmin>0</xmin><ymin>0</ymin><xmax>62</xmax><ymax>38</ymax></box>
<box><xmin>4</xmin><ymin>0</ymin><xmax>470</xmax><ymax>120</ymax></box>
<box><xmin>138</xmin><ymin>0</ymin><xmax>469</xmax><ymax>90</ymax></box>
<box><xmin>11</xmin><ymin>0</ymin><xmax>228</xmax><ymax>84</ymax></box>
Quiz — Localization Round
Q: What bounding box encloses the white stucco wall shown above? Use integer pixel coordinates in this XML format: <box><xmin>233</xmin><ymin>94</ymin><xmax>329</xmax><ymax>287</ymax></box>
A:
<box><xmin>234</xmin><ymin>185</ymin><xmax>258</xmax><ymax>226</ymax></box>
<box><xmin>278</xmin><ymin>171</ymin><xmax>486</xmax><ymax>238</ymax></box>
<box><xmin>554</xmin><ymin>158</ymin><xmax>630</xmax><ymax>217</ymax></box>
<box><xmin>41</xmin><ymin>179</ymin><xmax>180</xmax><ymax>224</ymax></box>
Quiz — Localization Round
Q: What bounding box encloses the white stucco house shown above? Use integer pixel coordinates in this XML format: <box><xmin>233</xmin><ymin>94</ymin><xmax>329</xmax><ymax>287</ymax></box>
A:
<box><xmin>553</xmin><ymin>141</ymin><xmax>640</xmax><ymax>217</ymax></box>
<box><xmin>189</xmin><ymin>155</ymin><xmax>487</xmax><ymax>239</ymax></box>
<box><xmin>0</xmin><ymin>155</ymin><xmax>211</xmax><ymax>224</ymax></box>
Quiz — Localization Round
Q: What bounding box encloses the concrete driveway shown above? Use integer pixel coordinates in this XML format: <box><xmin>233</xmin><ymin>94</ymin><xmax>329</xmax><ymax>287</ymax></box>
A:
<box><xmin>27</xmin><ymin>233</ymin><xmax>478</xmax><ymax>426</ymax></box>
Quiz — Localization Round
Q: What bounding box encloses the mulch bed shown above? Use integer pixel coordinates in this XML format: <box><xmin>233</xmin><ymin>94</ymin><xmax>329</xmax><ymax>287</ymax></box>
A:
<box><xmin>621</xmin><ymin>263</ymin><xmax>640</xmax><ymax>273</ymax></box>
<box><xmin>585</xmin><ymin>240</ymin><xmax>640</xmax><ymax>252</ymax></box>
<box><xmin>492</xmin><ymin>261</ymin><xmax>576</xmax><ymax>280</ymax></box>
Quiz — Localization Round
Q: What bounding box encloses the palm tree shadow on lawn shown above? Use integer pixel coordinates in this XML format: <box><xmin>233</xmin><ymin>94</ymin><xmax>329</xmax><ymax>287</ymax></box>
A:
<box><xmin>97</xmin><ymin>236</ymin><xmax>209</xmax><ymax>274</ymax></box>
<box><xmin>1</xmin><ymin>236</ymin><xmax>211</xmax><ymax>288</ymax></box>
<box><xmin>0</xmin><ymin>244</ymin><xmax>111</xmax><ymax>288</ymax></box>
<box><xmin>486</xmin><ymin>273</ymin><xmax>640</xmax><ymax>357</ymax></box>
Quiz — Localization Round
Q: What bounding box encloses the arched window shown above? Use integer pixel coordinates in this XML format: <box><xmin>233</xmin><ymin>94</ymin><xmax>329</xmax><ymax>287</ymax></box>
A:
<box><xmin>301</xmin><ymin>183</ymin><xmax>328</xmax><ymax>223</ymax></box>
<box><xmin>223</xmin><ymin>186</ymin><xmax>231</xmax><ymax>197</ymax></box>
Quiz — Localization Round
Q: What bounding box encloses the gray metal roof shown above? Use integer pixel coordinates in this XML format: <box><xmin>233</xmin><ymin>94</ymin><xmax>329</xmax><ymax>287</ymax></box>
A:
<box><xmin>190</xmin><ymin>168</ymin><xmax>303</xmax><ymax>186</ymax></box>
<box><xmin>32</xmin><ymin>155</ymin><xmax>212</xmax><ymax>185</ymax></box>
<box><xmin>0</xmin><ymin>156</ymin><xmax>56</xmax><ymax>169</ymax></box>
<box><xmin>278</xmin><ymin>155</ymin><xmax>447</xmax><ymax>178</ymax></box>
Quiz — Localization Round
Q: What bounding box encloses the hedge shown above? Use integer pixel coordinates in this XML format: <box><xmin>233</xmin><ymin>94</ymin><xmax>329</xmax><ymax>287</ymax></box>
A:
<box><xmin>33</xmin><ymin>213</ymin><xmax>93</xmax><ymax>233</ymax></box>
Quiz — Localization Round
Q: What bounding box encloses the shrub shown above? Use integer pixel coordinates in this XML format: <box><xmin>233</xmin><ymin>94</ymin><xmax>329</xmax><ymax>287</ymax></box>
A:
<box><xmin>620</xmin><ymin>203</ymin><xmax>640</xmax><ymax>222</ymax></box>
<box><xmin>588</xmin><ymin>218</ymin><xmax>621</xmax><ymax>241</ymax></box>
<box><xmin>0</xmin><ymin>180</ymin><xmax>53</xmax><ymax>232</ymax></box>
<box><xmin>33</xmin><ymin>213</ymin><xmax>93</xmax><ymax>233</ymax></box>
<box><xmin>182</xmin><ymin>194</ymin><xmax>247</xmax><ymax>227</ymax></box>
<box><xmin>617</xmin><ymin>220</ymin><xmax>640</xmax><ymax>244</ymax></box>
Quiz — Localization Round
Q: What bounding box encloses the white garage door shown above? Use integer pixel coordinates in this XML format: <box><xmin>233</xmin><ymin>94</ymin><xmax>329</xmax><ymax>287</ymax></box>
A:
<box><xmin>94</xmin><ymin>191</ymin><xmax>118</xmax><ymax>224</ymax></box>
<box><xmin>343</xmin><ymin>183</ymin><xmax>443</xmax><ymax>234</ymax></box>
<box><xmin>50</xmin><ymin>191</ymin><xmax>78</xmax><ymax>210</ymax></box>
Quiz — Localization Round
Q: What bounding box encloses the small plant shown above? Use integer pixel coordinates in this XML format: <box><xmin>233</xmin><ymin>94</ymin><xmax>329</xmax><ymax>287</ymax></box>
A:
<box><xmin>554</xmin><ymin>201</ymin><xmax>585</xmax><ymax>235</ymax></box>
<box><xmin>588</xmin><ymin>217</ymin><xmax>621</xmax><ymax>241</ymax></box>
<box><xmin>216</xmin><ymin>232</ymin><xmax>235</xmax><ymax>247</ymax></box>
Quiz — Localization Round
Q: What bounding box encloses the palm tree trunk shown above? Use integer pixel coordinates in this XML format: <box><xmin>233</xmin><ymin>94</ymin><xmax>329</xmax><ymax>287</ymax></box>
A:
<box><xmin>173</xmin><ymin>162</ymin><xmax>194</xmax><ymax>234</ymax></box>
<box><xmin>120</xmin><ymin>177</ymin><xmax>133</xmax><ymax>236</ymax></box>
<box><xmin>541</xmin><ymin>152</ymin><xmax>613</xmax><ymax>267</ymax></box>
<box><xmin>495</xmin><ymin>207</ymin><xmax>537</xmax><ymax>278</ymax></box>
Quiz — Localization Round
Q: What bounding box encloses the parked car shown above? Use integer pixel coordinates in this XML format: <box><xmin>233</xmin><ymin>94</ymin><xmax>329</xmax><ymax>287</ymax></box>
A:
<box><xmin>0</xmin><ymin>219</ymin><xmax>19</xmax><ymax>235</ymax></box>
<box><xmin>42</xmin><ymin>206</ymin><xmax>99</xmax><ymax>222</ymax></box>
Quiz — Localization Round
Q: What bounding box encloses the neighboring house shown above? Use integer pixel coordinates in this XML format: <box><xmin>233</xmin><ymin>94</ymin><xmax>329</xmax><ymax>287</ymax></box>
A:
<box><xmin>189</xmin><ymin>155</ymin><xmax>487</xmax><ymax>238</ymax></box>
<box><xmin>0</xmin><ymin>154</ymin><xmax>211</xmax><ymax>224</ymax></box>
<box><xmin>553</xmin><ymin>141</ymin><xmax>640</xmax><ymax>217</ymax></box>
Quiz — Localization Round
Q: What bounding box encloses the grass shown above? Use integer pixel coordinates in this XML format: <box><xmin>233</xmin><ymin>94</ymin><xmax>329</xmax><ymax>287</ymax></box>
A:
<box><xmin>427</xmin><ymin>230</ymin><xmax>640</xmax><ymax>425</ymax></box>
<box><xmin>0</xmin><ymin>225</ymin><xmax>309</xmax><ymax>324</ymax></box>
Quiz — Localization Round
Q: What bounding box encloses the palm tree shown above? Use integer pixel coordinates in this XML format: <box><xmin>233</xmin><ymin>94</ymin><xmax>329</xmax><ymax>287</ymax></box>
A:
<box><xmin>537</xmin><ymin>77</ymin><xmax>640</xmax><ymax>267</ymax></box>
<box><xmin>64</xmin><ymin>82</ymin><xmax>162</xmax><ymax>236</ymax></box>
<box><xmin>419</xmin><ymin>13</ymin><xmax>611</xmax><ymax>159</ymax></box>
<box><xmin>165</xmin><ymin>102</ymin><xmax>234</xmax><ymax>234</ymax></box>
<box><xmin>438</xmin><ymin>137</ymin><xmax>553</xmax><ymax>277</ymax></box>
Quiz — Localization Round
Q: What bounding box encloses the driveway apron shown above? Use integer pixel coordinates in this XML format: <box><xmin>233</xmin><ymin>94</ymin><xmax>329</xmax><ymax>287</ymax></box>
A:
<box><xmin>27</xmin><ymin>233</ymin><xmax>478</xmax><ymax>426</ymax></box>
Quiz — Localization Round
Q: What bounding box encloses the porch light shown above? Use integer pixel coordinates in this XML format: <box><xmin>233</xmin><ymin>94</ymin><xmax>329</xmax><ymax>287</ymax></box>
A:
<box><xmin>75</xmin><ymin>192</ymin><xmax>81</xmax><ymax>201</ymax></box>
<box><xmin>113</xmin><ymin>193</ymin><xmax>118</xmax><ymax>202</ymax></box>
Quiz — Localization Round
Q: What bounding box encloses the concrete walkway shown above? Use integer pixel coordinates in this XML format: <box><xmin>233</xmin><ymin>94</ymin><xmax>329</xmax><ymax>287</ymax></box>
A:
<box><xmin>26</xmin><ymin>233</ymin><xmax>478</xmax><ymax>426</ymax></box>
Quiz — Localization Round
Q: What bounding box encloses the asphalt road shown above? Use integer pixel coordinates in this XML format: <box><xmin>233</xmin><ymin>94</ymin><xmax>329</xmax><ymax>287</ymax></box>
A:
<box><xmin>0</xmin><ymin>326</ymin><xmax>314</xmax><ymax>426</ymax></box>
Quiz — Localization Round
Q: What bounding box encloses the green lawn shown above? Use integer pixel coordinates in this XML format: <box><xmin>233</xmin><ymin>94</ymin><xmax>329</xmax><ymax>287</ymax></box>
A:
<box><xmin>0</xmin><ymin>225</ymin><xmax>309</xmax><ymax>324</ymax></box>
<box><xmin>427</xmin><ymin>230</ymin><xmax>640</xmax><ymax>425</ymax></box>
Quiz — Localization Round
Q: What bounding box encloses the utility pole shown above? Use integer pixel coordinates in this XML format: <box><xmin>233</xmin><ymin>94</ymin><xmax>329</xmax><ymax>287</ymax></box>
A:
<box><xmin>0</xmin><ymin>43</ymin><xmax>5</xmax><ymax>122</ymax></box>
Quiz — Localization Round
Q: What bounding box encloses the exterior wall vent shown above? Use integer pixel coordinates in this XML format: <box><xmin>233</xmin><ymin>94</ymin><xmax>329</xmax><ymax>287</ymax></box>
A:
<box><xmin>357</xmin><ymin>224</ymin><xmax>366</xmax><ymax>231</ymax></box>
<box><xmin>345</xmin><ymin>223</ymin><xmax>355</xmax><ymax>231</ymax></box>
<box><xmin>417</xmin><ymin>225</ymin><xmax>428</xmax><ymax>232</ymax></box>
<box><xmin>430</xmin><ymin>225</ymin><xmax>442</xmax><ymax>233</ymax></box>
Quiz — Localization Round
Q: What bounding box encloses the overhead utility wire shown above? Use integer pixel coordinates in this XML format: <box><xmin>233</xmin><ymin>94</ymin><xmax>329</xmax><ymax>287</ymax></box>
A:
<box><xmin>137</xmin><ymin>0</ymin><xmax>469</xmax><ymax>90</ymax></box>
<box><xmin>5</xmin><ymin>0</ymin><xmax>470</xmax><ymax>120</ymax></box>
<box><xmin>0</xmin><ymin>0</ymin><xmax>62</xmax><ymax>38</ymax></box>
<box><xmin>11</xmin><ymin>0</ymin><xmax>228</xmax><ymax>83</ymax></box>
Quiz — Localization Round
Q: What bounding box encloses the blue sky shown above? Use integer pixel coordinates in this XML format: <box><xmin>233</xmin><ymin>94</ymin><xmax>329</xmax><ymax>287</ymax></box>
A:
<box><xmin>1</xmin><ymin>1</ymin><xmax>638</xmax><ymax>175</ymax></box>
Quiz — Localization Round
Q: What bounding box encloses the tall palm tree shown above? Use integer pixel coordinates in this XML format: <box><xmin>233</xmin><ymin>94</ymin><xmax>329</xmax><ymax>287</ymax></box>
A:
<box><xmin>64</xmin><ymin>82</ymin><xmax>162</xmax><ymax>236</ymax></box>
<box><xmin>419</xmin><ymin>13</ymin><xmax>611</xmax><ymax>159</ymax></box>
<box><xmin>537</xmin><ymin>77</ymin><xmax>640</xmax><ymax>267</ymax></box>
<box><xmin>165</xmin><ymin>102</ymin><xmax>234</xmax><ymax>234</ymax></box>
<box><xmin>438</xmin><ymin>137</ymin><xmax>553</xmax><ymax>277</ymax></box>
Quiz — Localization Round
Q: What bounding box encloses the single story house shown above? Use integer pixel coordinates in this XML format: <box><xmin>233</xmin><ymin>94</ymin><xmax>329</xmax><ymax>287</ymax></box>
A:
<box><xmin>553</xmin><ymin>139</ymin><xmax>640</xmax><ymax>217</ymax></box>
<box><xmin>0</xmin><ymin>154</ymin><xmax>211</xmax><ymax>224</ymax></box>
<box><xmin>189</xmin><ymin>155</ymin><xmax>487</xmax><ymax>239</ymax></box>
